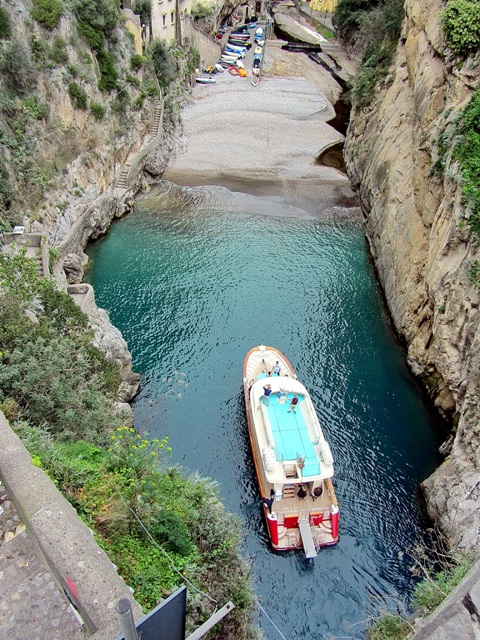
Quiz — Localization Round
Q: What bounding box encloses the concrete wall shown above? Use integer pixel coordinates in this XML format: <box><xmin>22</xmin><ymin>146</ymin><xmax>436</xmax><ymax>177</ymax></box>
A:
<box><xmin>182</xmin><ymin>15</ymin><xmax>222</xmax><ymax>67</ymax></box>
<box><xmin>0</xmin><ymin>412</ymin><xmax>143</xmax><ymax>639</ymax></box>
<box><xmin>122</xmin><ymin>8</ymin><xmax>143</xmax><ymax>55</ymax></box>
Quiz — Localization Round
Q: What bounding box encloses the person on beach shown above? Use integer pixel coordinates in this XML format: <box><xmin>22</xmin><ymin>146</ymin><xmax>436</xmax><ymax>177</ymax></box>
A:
<box><xmin>287</xmin><ymin>395</ymin><xmax>298</xmax><ymax>413</ymax></box>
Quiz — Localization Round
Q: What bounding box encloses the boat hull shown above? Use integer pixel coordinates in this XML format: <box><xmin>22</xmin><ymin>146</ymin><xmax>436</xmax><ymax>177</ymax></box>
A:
<box><xmin>243</xmin><ymin>346</ymin><xmax>339</xmax><ymax>555</ymax></box>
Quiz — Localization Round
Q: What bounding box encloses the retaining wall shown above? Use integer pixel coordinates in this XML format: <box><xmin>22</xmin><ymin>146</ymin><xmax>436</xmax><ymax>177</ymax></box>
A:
<box><xmin>0</xmin><ymin>411</ymin><xmax>143</xmax><ymax>639</ymax></box>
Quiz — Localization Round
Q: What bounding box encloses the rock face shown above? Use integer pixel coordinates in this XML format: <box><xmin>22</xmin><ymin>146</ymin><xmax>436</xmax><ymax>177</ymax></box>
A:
<box><xmin>344</xmin><ymin>0</ymin><xmax>480</xmax><ymax>549</ymax></box>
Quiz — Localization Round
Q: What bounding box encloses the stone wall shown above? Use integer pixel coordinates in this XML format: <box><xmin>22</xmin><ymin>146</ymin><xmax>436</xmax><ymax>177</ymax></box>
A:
<box><xmin>0</xmin><ymin>411</ymin><xmax>143</xmax><ymax>639</ymax></box>
<box><xmin>344</xmin><ymin>0</ymin><xmax>480</xmax><ymax>549</ymax></box>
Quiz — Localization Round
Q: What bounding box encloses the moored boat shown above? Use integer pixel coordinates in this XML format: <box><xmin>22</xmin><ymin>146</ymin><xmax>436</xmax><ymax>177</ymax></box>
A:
<box><xmin>243</xmin><ymin>345</ymin><xmax>339</xmax><ymax>558</ymax></box>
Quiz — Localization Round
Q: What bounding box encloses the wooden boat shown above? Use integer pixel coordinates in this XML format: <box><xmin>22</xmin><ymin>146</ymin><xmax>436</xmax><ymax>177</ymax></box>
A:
<box><xmin>243</xmin><ymin>345</ymin><xmax>339</xmax><ymax>558</ymax></box>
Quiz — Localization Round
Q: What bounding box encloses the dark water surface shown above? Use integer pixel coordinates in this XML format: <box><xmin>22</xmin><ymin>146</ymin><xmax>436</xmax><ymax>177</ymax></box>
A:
<box><xmin>85</xmin><ymin>181</ymin><xmax>445</xmax><ymax>639</ymax></box>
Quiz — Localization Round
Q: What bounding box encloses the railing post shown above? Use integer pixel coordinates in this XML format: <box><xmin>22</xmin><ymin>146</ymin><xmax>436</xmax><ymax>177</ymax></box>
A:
<box><xmin>116</xmin><ymin>598</ymin><xmax>138</xmax><ymax>640</ymax></box>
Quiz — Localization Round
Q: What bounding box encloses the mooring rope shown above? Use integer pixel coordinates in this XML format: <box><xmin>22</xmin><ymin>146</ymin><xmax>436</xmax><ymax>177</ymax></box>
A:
<box><xmin>115</xmin><ymin>488</ymin><xmax>219</xmax><ymax>610</ymax></box>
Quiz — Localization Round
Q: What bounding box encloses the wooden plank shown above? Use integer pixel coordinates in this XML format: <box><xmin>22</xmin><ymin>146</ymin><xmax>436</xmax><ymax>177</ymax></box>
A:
<box><xmin>299</xmin><ymin>519</ymin><xmax>317</xmax><ymax>558</ymax></box>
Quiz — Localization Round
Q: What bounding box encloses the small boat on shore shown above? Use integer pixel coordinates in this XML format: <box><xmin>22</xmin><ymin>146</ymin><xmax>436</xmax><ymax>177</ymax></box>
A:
<box><xmin>195</xmin><ymin>76</ymin><xmax>216</xmax><ymax>84</ymax></box>
<box><xmin>243</xmin><ymin>345</ymin><xmax>339</xmax><ymax>558</ymax></box>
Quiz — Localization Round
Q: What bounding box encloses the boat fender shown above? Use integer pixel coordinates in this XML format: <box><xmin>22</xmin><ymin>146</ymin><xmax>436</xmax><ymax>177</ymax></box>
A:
<box><xmin>262</xmin><ymin>447</ymin><xmax>277</xmax><ymax>471</ymax></box>
<box><xmin>331</xmin><ymin>504</ymin><xmax>339</xmax><ymax>539</ymax></box>
<box><xmin>319</xmin><ymin>440</ymin><xmax>334</xmax><ymax>465</ymax></box>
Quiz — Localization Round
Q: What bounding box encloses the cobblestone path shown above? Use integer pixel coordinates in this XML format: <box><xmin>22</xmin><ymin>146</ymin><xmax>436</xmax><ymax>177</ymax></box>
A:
<box><xmin>0</xmin><ymin>482</ymin><xmax>86</xmax><ymax>639</ymax></box>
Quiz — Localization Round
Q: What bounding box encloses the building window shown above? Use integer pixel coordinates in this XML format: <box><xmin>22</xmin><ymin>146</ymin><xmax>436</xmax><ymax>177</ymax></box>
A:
<box><xmin>162</xmin><ymin>13</ymin><xmax>167</xmax><ymax>26</ymax></box>
<box><xmin>171</xmin><ymin>10</ymin><xmax>175</xmax><ymax>23</ymax></box>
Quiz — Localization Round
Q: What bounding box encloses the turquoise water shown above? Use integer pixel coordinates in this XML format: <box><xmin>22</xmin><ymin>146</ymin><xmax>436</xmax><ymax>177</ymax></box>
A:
<box><xmin>85</xmin><ymin>181</ymin><xmax>446</xmax><ymax>639</ymax></box>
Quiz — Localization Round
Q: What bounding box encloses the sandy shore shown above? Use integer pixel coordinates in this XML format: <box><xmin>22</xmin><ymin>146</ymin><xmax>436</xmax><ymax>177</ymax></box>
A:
<box><xmin>163</xmin><ymin>38</ymin><xmax>356</xmax><ymax>208</ymax></box>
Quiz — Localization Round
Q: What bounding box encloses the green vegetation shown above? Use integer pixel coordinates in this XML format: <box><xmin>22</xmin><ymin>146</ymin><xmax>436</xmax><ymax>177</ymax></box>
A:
<box><xmin>133</xmin><ymin>0</ymin><xmax>152</xmax><ymax>27</ymax></box>
<box><xmin>411</xmin><ymin>553</ymin><xmax>474</xmax><ymax>615</ymax></box>
<box><xmin>469</xmin><ymin>260</ymin><xmax>480</xmax><ymax>286</ymax></box>
<box><xmin>74</xmin><ymin>0</ymin><xmax>120</xmax><ymax>91</ymax></box>
<box><xmin>442</xmin><ymin>0</ymin><xmax>480</xmax><ymax>56</ymax></box>
<box><xmin>367</xmin><ymin>613</ymin><xmax>411</xmax><ymax>640</ymax></box>
<box><xmin>49</xmin><ymin>35</ymin><xmax>69</xmax><ymax>64</ymax></box>
<box><xmin>0</xmin><ymin>251</ymin><xmax>260</xmax><ymax>637</ymax></box>
<box><xmin>97</xmin><ymin>49</ymin><xmax>118</xmax><ymax>90</ymax></box>
<box><xmin>0</xmin><ymin>6</ymin><xmax>12</xmax><ymax>39</ymax></box>
<box><xmin>74</xmin><ymin>0</ymin><xmax>118</xmax><ymax>51</ymax></box>
<box><xmin>31</xmin><ymin>0</ymin><xmax>64</xmax><ymax>29</ymax></box>
<box><xmin>452</xmin><ymin>87</ymin><xmax>480</xmax><ymax>236</ymax></box>
<box><xmin>316</xmin><ymin>23</ymin><xmax>335</xmax><ymax>40</ymax></box>
<box><xmin>90</xmin><ymin>101</ymin><xmax>106</xmax><ymax>119</ymax></box>
<box><xmin>191</xmin><ymin>1</ymin><xmax>215</xmax><ymax>21</ymax></box>
<box><xmin>0</xmin><ymin>38</ymin><xmax>36</xmax><ymax>94</ymax></box>
<box><xmin>367</xmin><ymin>547</ymin><xmax>476</xmax><ymax>639</ymax></box>
<box><xmin>130</xmin><ymin>53</ymin><xmax>145</xmax><ymax>70</ymax></box>
<box><xmin>150</xmin><ymin>39</ymin><xmax>174</xmax><ymax>91</ymax></box>
<box><xmin>68</xmin><ymin>81</ymin><xmax>88</xmax><ymax>109</ymax></box>
<box><xmin>334</xmin><ymin>0</ymin><xmax>405</xmax><ymax>109</ymax></box>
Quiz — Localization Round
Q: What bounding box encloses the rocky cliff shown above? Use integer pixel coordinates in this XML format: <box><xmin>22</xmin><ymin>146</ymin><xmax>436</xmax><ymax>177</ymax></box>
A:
<box><xmin>0</xmin><ymin>1</ymin><xmax>179</xmax><ymax>400</ymax></box>
<box><xmin>344</xmin><ymin>0</ymin><xmax>480</xmax><ymax>549</ymax></box>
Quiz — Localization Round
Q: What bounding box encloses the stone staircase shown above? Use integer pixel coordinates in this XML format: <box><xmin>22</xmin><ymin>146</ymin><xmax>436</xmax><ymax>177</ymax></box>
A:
<box><xmin>148</xmin><ymin>99</ymin><xmax>163</xmax><ymax>139</ymax></box>
<box><xmin>116</xmin><ymin>98</ymin><xmax>163</xmax><ymax>190</ymax></box>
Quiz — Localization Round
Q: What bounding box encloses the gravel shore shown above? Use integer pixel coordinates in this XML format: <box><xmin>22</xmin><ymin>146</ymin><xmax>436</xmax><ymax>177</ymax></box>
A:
<box><xmin>163</xmin><ymin>41</ymin><xmax>356</xmax><ymax>207</ymax></box>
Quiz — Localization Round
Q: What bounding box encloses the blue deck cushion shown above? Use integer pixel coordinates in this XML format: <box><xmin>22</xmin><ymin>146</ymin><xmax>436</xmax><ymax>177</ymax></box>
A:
<box><xmin>267</xmin><ymin>395</ymin><xmax>320</xmax><ymax>476</ymax></box>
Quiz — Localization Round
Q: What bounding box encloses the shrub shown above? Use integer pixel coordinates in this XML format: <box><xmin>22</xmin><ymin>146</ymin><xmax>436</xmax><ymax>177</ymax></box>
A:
<box><xmin>97</xmin><ymin>49</ymin><xmax>118</xmax><ymax>90</ymax></box>
<box><xmin>335</xmin><ymin>0</ymin><xmax>405</xmax><ymax>110</ymax></box>
<box><xmin>0</xmin><ymin>38</ymin><xmax>36</xmax><ymax>94</ymax></box>
<box><xmin>0</xmin><ymin>7</ymin><xmax>12</xmax><ymax>39</ymax></box>
<box><xmin>367</xmin><ymin>613</ymin><xmax>411</xmax><ymax>640</ymax></box>
<box><xmin>49</xmin><ymin>35</ymin><xmax>69</xmax><ymax>63</ymax></box>
<box><xmin>442</xmin><ymin>0</ymin><xmax>480</xmax><ymax>56</ymax></box>
<box><xmin>90</xmin><ymin>101</ymin><xmax>106</xmax><ymax>119</ymax></box>
<box><xmin>68</xmin><ymin>81</ymin><xmax>88</xmax><ymax>109</ymax></box>
<box><xmin>67</xmin><ymin>64</ymin><xmax>79</xmax><ymax>77</ymax></box>
<box><xmin>31</xmin><ymin>0</ymin><xmax>64</xmax><ymax>29</ymax></box>
<box><xmin>150</xmin><ymin>39</ymin><xmax>174</xmax><ymax>90</ymax></box>
<box><xmin>126</xmin><ymin>73</ymin><xmax>140</xmax><ymax>86</ymax></box>
<box><xmin>130</xmin><ymin>53</ymin><xmax>144</xmax><ymax>70</ymax></box>
<box><xmin>190</xmin><ymin>2</ymin><xmax>214</xmax><ymax>21</ymax></box>
<box><xmin>469</xmin><ymin>260</ymin><xmax>480</xmax><ymax>286</ymax></box>
<box><xmin>452</xmin><ymin>87</ymin><xmax>480</xmax><ymax>235</ymax></box>
<box><xmin>23</xmin><ymin>96</ymin><xmax>49</xmax><ymax>120</ymax></box>
<box><xmin>412</xmin><ymin>554</ymin><xmax>474</xmax><ymax>614</ymax></box>
<box><xmin>0</xmin><ymin>159</ymin><xmax>13</xmax><ymax>211</ymax></box>
<box><xmin>143</xmin><ymin>78</ymin><xmax>157</xmax><ymax>96</ymax></box>
<box><xmin>30</xmin><ymin>34</ymin><xmax>49</xmax><ymax>64</ymax></box>
<box><xmin>74</xmin><ymin>0</ymin><xmax>119</xmax><ymax>51</ymax></box>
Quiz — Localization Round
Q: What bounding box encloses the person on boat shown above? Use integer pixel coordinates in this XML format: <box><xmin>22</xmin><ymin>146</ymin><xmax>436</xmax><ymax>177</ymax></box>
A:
<box><xmin>287</xmin><ymin>395</ymin><xmax>299</xmax><ymax>413</ymax></box>
<box><xmin>273</xmin><ymin>361</ymin><xmax>281</xmax><ymax>375</ymax></box>
<box><xmin>263</xmin><ymin>490</ymin><xmax>276</xmax><ymax>513</ymax></box>
<box><xmin>263</xmin><ymin>384</ymin><xmax>272</xmax><ymax>405</ymax></box>
<box><xmin>297</xmin><ymin>485</ymin><xmax>307</xmax><ymax>500</ymax></box>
